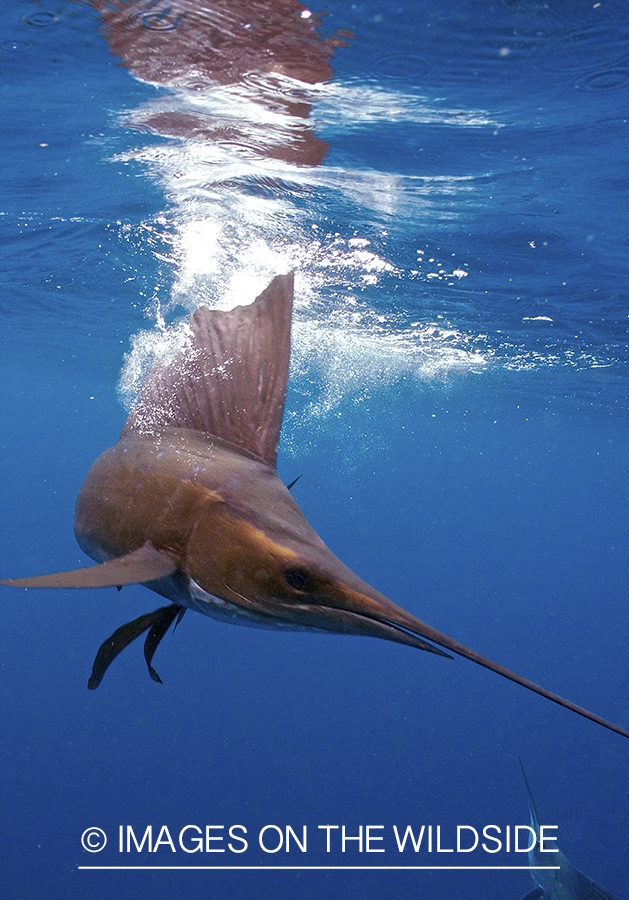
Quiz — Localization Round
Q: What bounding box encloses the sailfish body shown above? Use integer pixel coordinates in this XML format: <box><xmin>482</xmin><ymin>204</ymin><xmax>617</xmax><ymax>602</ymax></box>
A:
<box><xmin>71</xmin><ymin>274</ymin><xmax>455</xmax><ymax>685</ymax></box>
<box><xmin>519</xmin><ymin>759</ymin><xmax>619</xmax><ymax>900</ymax></box>
<box><xmin>1</xmin><ymin>274</ymin><xmax>628</xmax><ymax>740</ymax></box>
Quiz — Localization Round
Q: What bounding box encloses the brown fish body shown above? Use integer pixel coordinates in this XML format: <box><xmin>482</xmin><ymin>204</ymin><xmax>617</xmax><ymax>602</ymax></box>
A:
<box><xmin>75</xmin><ymin>425</ymin><xmax>441</xmax><ymax>641</ymax></box>
<box><xmin>1</xmin><ymin>273</ymin><xmax>628</xmax><ymax>737</ymax></box>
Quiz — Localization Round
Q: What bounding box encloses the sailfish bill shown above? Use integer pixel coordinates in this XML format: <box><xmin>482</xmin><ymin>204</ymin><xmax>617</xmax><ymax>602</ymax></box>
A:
<box><xmin>1</xmin><ymin>273</ymin><xmax>627</xmax><ymax>740</ymax></box>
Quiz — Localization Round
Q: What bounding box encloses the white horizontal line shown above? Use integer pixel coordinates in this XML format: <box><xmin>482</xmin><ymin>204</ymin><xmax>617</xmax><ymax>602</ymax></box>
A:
<box><xmin>79</xmin><ymin>865</ymin><xmax>560</xmax><ymax>871</ymax></box>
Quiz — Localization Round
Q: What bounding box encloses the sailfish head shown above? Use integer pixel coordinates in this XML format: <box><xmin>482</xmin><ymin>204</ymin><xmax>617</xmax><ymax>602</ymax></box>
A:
<box><xmin>180</xmin><ymin>464</ymin><xmax>451</xmax><ymax>655</ymax></box>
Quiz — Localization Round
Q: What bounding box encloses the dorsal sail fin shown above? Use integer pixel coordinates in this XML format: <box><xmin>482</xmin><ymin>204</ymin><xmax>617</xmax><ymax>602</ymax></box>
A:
<box><xmin>121</xmin><ymin>272</ymin><xmax>294</xmax><ymax>466</ymax></box>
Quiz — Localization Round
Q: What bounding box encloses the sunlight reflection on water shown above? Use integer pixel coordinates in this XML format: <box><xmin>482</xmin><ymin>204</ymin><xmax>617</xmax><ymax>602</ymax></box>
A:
<box><xmin>115</xmin><ymin>76</ymin><xmax>500</xmax><ymax>413</ymax></box>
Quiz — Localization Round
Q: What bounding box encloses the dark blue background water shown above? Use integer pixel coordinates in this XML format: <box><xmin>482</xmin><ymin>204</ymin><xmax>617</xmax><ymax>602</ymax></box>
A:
<box><xmin>1</xmin><ymin>1</ymin><xmax>628</xmax><ymax>898</ymax></box>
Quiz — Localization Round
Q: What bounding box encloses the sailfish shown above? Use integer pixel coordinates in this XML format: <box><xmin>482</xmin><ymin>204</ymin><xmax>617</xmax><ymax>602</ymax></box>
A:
<box><xmin>518</xmin><ymin>758</ymin><xmax>620</xmax><ymax>900</ymax></box>
<box><xmin>1</xmin><ymin>274</ymin><xmax>628</xmax><ymax>740</ymax></box>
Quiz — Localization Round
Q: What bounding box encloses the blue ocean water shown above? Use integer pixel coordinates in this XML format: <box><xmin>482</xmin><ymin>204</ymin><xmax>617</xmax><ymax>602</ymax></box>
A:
<box><xmin>1</xmin><ymin>1</ymin><xmax>628</xmax><ymax>899</ymax></box>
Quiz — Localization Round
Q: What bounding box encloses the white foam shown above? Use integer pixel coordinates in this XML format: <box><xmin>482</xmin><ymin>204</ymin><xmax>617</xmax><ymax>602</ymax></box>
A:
<box><xmin>312</xmin><ymin>80</ymin><xmax>501</xmax><ymax>130</ymax></box>
<box><xmin>114</xmin><ymin>76</ymin><xmax>496</xmax><ymax>415</ymax></box>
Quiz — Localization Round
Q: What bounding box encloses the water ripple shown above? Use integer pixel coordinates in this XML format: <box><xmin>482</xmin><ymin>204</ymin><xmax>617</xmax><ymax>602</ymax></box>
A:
<box><xmin>22</xmin><ymin>11</ymin><xmax>60</xmax><ymax>27</ymax></box>
<box><xmin>134</xmin><ymin>11</ymin><xmax>180</xmax><ymax>32</ymax></box>
<box><xmin>0</xmin><ymin>39</ymin><xmax>34</xmax><ymax>52</ymax></box>
<box><xmin>573</xmin><ymin>68</ymin><xmax>629</xmax><ymax>92</ymax></box>
<box><xmin>537</xmin><ymin>25</ymin><xmax>629</xmax><ymax>73</ymax></box>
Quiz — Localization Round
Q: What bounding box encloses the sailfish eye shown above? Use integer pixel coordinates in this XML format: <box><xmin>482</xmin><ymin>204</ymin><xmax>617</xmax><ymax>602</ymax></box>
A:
<box><xmin>284</xmin><ymin>567</ymin><xmax>309</xmax><ymax>591</ymax></box>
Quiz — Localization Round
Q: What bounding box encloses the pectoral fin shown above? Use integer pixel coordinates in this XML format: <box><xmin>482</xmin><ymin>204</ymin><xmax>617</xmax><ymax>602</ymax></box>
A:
<box><xmin>0</xmin><ymin>543</ymin><xmax>177</xmax><ymax>589</ymax></box>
